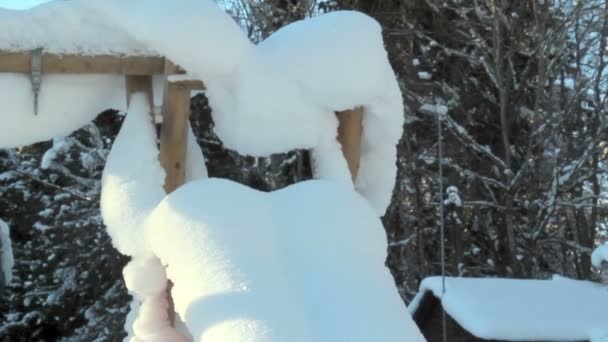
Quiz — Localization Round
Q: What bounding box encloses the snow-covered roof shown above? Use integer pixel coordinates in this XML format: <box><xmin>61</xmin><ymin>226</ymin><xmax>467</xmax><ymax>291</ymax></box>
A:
<box><xmin>0</xmin><ymin>1</ymin><xmax>156</xmax><ymax>55</ymax></box>
<box><xmin>409</xmin><ymin>276</ymin><xmax>608</xmax><ymax>342</ymax></box>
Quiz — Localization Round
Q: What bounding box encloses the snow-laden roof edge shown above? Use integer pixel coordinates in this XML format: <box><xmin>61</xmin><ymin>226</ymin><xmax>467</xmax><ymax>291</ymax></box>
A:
<box><xmin>0</xmin><ymin>1</ymin><xmax>157</xmax><ymax>56</ymax></box>
<box><xmin>409</xmin><ymin>276</ymin><xmax>608</xmax><ymax>342</ymax></box>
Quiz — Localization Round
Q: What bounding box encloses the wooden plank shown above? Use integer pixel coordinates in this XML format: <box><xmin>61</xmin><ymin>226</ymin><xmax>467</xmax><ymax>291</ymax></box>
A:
<box><xmin>0</xmin><ymin>51</ymin><xmax>181</xmax><ymax>75</ymax></box>
<box><xmin>337</xmin><ymin>107</ymin><xmax>364</xmax><ymax>181</ymax></box>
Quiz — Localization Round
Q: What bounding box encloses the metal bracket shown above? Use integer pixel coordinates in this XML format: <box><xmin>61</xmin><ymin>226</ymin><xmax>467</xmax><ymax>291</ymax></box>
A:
<box><xmin>31</xmin><ymin>48</ymin><xmax>43</xmax><ymax>115</ymax></box>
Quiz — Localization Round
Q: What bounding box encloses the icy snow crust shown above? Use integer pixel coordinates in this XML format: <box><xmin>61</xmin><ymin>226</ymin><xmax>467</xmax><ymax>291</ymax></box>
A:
<box><xmin>101</xmin><ymin>95</ymin><xmax>423</xmax><ymax>341</ymax></box>
<box><xmin>409</xmin><ymin>276</ymin><xmax>608</xmax><ymax>342</ymax></box>
<box><xmin>0</xmin><ymin>218</ymin><xmax>13</xmax><ymax>286</ymax></box>
<box><xmin>80</xmin><ymin>0</ymin><xmax>404</xmax><ymax>215</ymax></box>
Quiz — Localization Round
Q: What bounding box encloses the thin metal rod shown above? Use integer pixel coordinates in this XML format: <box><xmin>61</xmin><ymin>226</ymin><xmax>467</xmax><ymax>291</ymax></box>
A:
<box><xmin>438</xmin><ymin>108</ymin><xmax>448</xmax><ymax>342</ymax></box>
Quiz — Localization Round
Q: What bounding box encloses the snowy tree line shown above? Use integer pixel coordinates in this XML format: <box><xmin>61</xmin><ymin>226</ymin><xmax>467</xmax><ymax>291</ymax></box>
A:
<box><xmin>1</xmin><ymin>0</ymin><xmax>607</xmax><ymax>339</ymax></box>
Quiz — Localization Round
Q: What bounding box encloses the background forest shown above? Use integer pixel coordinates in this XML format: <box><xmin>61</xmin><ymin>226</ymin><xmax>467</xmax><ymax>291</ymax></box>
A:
<box><xmin>1</xmin><ymin>0</ymin><xmax>607</xmax><ymax>340</ymax></box>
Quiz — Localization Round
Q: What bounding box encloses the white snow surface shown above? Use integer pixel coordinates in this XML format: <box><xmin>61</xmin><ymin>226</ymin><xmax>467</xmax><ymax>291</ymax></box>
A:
<box><xmin>0</xmin><ymin>74</ymin><xmax>126</xmax><ymax>148</ymax></box>
<box><xmin>0</xmin><ymin>1</ymin><xmax>154</xmax><ymax>55</ymax></box>
<box><xmin>0</xmin><ymin>218</ymin><xmax>13</xmax><ymax>286</ymax></box>
<box><xmin>145</xmin><ymin>178</ymin><xmax>424</xmax><ymax>342</ymax></box>
<box><xmin>1</xmin><ymin>0</ymin><xmax>403</xmax><ymax>214</ymax></box>
<box><xmin>101</xmin><ymin>98</ymin><xmax>423</xmax><ymax>341</ymax></box>
<box><xmin>102</xmin><ymin>96</ymin><xmax>192</xmax><ymax>341</ymax></box>
<box><xmin>100</xmin><ymin>94</ymin><xmax>166</xmax><ymax>257</ymax></box>
<box><xmin>409</xmin><ymin>276</ymin><xmax>608</xmax><ymax>341</ymax></box>
<box><xmin>79</xmin><ymin>0</ymin><xmax>404</xmax><ymax>215</ymax></box>
<box><xmin>0</xmin><ymin>72</ymin><xmax>172</xmax><ymax>148</ymax></box>
<box><xmin>592</xmin><ymin>244</ymin><xmax>608</xmax><ymax>269</ymax></box>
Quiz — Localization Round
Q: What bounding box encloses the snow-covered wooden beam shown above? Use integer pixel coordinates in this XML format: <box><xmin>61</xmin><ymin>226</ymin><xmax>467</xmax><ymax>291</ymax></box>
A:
<box><xmin>0</xmin><ymin>51</ymin><xmax>200</xmax><ymax>77</ymax></box>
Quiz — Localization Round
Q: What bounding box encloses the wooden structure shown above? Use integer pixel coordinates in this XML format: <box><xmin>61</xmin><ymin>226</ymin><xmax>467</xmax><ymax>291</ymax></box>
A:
<box><xmin>0</xmin><ymin>50</ymin><xmax>363</xmax><ymax>191</ymax></box>
<box><xmin>1</xmin><ymin>49</ymin><xmax>365</xmax><ymax>324</ymax></box>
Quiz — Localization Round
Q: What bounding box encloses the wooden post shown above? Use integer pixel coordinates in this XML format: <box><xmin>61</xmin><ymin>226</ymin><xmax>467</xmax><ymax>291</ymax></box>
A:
<box><xmin>337</xmin><ymin>107</ymin><xmax>364</xmax><ymax>181</ymax></box>
<box><xmin>159</xmin><ymin>83</ymin><xmax>190</xmax><ymax>193</ymax></box>
<box><xmin>125</xmin><ymin>75</ymin><xmax>154</xmax><ymax>112</ymax></box>
<box><xmin>158</xmin><ymin>61</ymin><xmax>206</xmax><ymax>327</ymax></box>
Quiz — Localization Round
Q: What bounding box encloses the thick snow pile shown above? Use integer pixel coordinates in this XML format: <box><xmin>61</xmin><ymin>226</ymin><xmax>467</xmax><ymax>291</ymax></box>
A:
<box><xmin>0</xmin><ymin>2</ymin><xmax>175</xmax><ymax>148</ymax></box>
<box><xmin>101</xmin><ymin>93</ymin><xmax>206</xmax><ymax>252</ymax></box>
<box><xmin>0</xmin><ymin>1</ymin><xmax>154</xmax><ymax>55</ymax></box>
<box><xmin>409</xmin><ymin>276</ymin><xmax>608</xmax><ymax>341</ymax></box>
<box><xmin>100</xmin><ymin>94</ymin><xmax>166</xmax><ymax>257</ymax></box>
<box><xmin>592</xmin><ymin>244</ymin><xmax>608</xmax><ymax>269</ymax></box>
<box><xmin>100</xmin><ymin>98</ymin><xmax>423</xmax><ymax>341</ymax></box>
<box><xmin>145</xmin><ymin>179</ymin><xmax>424</xmax><ymax>341</ymax></box>
<box><xmin>122</xmin><ymin>257</ymin><xmax>188</xmax><ymax>342</ymax></box>
<box><xmin>101</xmin><ymin>94</ymin><xmax>200</xmax><ymax>341</ymax></box>
<box><xmin>79</xmin><ymin>0</ymin><xmax>404</xmax><ymax>215</ymax></box>
<box><xmin>0</xmin><ymin>74</ymin><xmax>126</xmax><ymax>148</ymax></box>
<box><xmin>0</xmin><ymin>218</ymin><xmax>13</xmax><ymax>287</ymax></box>
<box><xmin>1</xmin><ymin>0</ymin><xmax>404</xmax><ymax>214</ymax></box>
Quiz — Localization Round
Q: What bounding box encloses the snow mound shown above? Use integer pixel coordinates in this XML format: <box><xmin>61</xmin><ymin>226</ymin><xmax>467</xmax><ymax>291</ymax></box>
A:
<box><xmin>145</xmin><ymin>178</ymin><xmax>425</xmax><ymax>341</ymax></box>
<box><xmin>102</xmin><ymin>101</ymin><xmax>423</xmax><ymax>341</ymax></box>
<box><xmin>0</xmin><ymin>1</ymin><xmax>154</xmax><ymax>55</ymax></box>
<box><xmin>80</xmin><ymin>0</ymin><xmax>404</xmax><ymax>215</ymax></box>
<box><xmin>0</xmin><ymin>218</ymin><xmax>13</xmax><ymax>286</ymax></box>
<box><xmin>409</xmin><ymin>276</ymin><xmax>608</xmax><ymax>341</ymax></box>
<box><xmin>592</xmin><ymin>244</ymin><xmax>608</xmax><ymax>269</ymax></box>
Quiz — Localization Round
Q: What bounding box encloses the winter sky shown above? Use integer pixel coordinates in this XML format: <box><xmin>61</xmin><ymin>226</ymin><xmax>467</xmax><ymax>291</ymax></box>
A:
<box><xmin>0</xmin><ymin>0</ymin><xmax>50</xmax><ymax>9</ymax></box>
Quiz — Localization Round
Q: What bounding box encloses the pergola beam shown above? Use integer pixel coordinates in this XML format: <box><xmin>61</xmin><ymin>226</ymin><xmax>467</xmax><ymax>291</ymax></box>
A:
<box><xmin>0</xmin><ymin>51</ymin><xmax>184</xmax><ymax>75</ymax></box>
